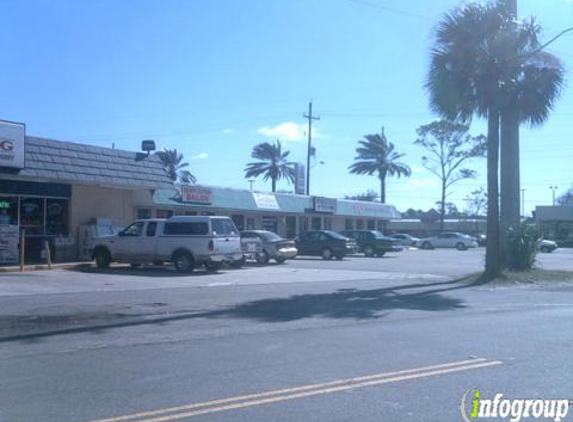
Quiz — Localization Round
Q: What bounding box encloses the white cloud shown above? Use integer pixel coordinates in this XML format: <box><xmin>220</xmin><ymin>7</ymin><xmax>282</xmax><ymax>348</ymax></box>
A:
<box><xmin>222</xmin><ymin>129</ymin><xmax>233</xmax><ymax>135</ymax></box>
<box><xmin>190</xmin><ymin>152</ymin><xmax>208</xmax><ymax>160</ymax></box>
<box><xmin>409</xmin><ymin>178</ymin><xmax>438</xmax><ymax>188</ymax></box>
<box><xmin>258</xmin><ymin>121</ymin><xmax>322</xmax><ymax>142</ymax></box>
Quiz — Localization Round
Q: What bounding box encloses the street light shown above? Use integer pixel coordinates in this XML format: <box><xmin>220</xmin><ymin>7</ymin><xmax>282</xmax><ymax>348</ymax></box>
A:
<box><xmin>550</xmin><ymin>186</ymin><xmax>558</xmax><ymax>206</ymax></box>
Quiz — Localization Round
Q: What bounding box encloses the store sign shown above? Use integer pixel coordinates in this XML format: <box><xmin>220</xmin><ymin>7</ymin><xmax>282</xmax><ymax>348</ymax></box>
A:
<box><xmin>253</xmin><ymin>192</ymin><xmax>280</xmax><ymax>210</ymax></box>
<box><xmin>0</xmin><ymin>120</ymin><xmax>25</xmax><ymax>169</ymax></box>
<box><xmin>181</xmin><ymin>185</ymin><xmax>212</xmax><ymax>204</ymax></box>
<box><xmin>314</xmin><ymin>196</ymin><xmax>336</xmax><ymax>214</ymax></box>
<box><xmin>294</xmin><ymin>163</ymin><xmax>306</xmax><ymax>195</ymax></box>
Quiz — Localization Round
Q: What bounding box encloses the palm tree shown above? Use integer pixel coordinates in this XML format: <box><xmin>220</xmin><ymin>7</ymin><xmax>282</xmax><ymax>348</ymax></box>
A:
<box><xmin>156</xmin><ymin>148</ymin><xmax>194</xmax><ymax>183</ymax></box>
<box><xmin>348</xmin><ymin>129</ymin><xmax>411</xmax><ymax>204</ymax></box>
<box><xmin>498</xmin><ymin>11</ymin><xmax>564</xmax><ymax>237</ymax></box>
<box><xmin>244</xmin><ymin>140</ymin><xmax>296</xmax><ymax>192</ymax></box>
<box><xmin>427</xmin><ymin>2</ymin><xmax>514</xmax><ymax>278</ymax></box>
<box><xmin>427</xmin><ymin>1</ymin><xmax>564</xmax><ymax>277</ymax></box>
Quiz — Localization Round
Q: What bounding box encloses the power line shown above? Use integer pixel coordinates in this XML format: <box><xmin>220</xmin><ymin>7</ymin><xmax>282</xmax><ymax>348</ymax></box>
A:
<box><xmin>345</xmin><ymin>0</ymin><xmax>430</xmax><ymax>20</ymax></box>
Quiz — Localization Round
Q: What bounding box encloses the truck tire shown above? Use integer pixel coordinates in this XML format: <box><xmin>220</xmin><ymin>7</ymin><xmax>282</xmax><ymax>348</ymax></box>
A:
<box><xmin>321</xmin><ymin>248</ymin><xmax>333</xmax><ymax>260</ymax></box>
<box><xmin>256</xmin><ymin>251</ymin><xmax>269</xmax><ymax>265</ymax></box>
<box><xmin>173</xmin><ymin>251</ymin><xmax>194</xmax><ymax>273</ymax></box>
<box><xmin>94</xmin><ymin>248</ymin><xmax>111</xmax><ymax>269</ymax></box>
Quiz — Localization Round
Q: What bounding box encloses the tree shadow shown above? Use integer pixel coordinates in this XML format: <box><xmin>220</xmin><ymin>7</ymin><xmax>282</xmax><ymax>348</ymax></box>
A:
<box><xmin>205</xmin><ymin>279</ymin><xmax>469</xmax><ymax>322</ymax></box>
<box><xmin>0</xmin><ymin>278</ymin><xmax>477</xmax><ymax>343</ymax></box>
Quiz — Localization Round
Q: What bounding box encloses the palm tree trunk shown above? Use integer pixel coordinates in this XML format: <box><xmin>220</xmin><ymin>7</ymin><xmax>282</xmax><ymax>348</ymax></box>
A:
<box><xmin>500</xmin><ymin>106</ymin><xmax>521</xmax><ymax>267</ymax></box>
<box><xmin>272</xmin><ymin>178</ymin><xmax>276</xmax><ymax>193</ymax></box>
<box><xmin>380</xmin><ymin>174</ymin><xmax>386</xmax><ymax>204</ymax></box>
<box><xmin>485</xmin><ymin>108</ymin><xmax>501</xmax><ymax>279</ymax></box>
<box><xmin>440</xmin><ymin>180</ymin><xmax>446</xmax><ymax>232</ymax></box>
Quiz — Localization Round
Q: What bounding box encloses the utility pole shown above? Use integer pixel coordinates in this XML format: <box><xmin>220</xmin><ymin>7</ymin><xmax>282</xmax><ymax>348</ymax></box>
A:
<box><xmin>550</xmin><ymin>186</ymin><xmax>558</xmax><ymax>206</ymax></box>
<box><xmin>521</xmin><ymin>188</ymin><xmax>526</xmax><ymax>219</ymax></box>
<box><xmin>303</xmin><ymin>101</ymin><xmax>320</xmax><ymax>196</ymax></box>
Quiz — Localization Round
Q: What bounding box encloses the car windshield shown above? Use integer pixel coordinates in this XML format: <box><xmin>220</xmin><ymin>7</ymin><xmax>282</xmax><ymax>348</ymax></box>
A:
<box><xmin>261</xmin><ymin>232</ymin><xmax>283</xmax><ymax>242</ymax></box>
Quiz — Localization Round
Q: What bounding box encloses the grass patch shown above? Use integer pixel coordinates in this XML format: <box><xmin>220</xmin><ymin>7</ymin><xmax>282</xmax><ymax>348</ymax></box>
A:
<box><xmin>458</xmin><ymin>268</ymin><xmax>573</xmax><ymax>286</ymax></box>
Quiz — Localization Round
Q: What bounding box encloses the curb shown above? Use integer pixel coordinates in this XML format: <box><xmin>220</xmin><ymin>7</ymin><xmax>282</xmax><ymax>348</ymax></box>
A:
<box><xmin>0</xmin><ymin>262</ymin><xmax>92</xmax><ymax>273</ymax></box>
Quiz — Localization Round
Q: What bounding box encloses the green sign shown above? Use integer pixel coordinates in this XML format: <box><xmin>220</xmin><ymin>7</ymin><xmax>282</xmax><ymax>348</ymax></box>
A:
<box><xmin>0</xmin><ymin>201</ymin><xmax>10</xmax><ymax>209</ymax></box>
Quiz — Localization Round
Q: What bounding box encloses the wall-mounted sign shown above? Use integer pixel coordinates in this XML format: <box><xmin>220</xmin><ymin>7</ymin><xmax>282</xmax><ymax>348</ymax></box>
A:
<box><xmin>313</xmin><ymin>196</ymin><xmax>336</xmax><ymax>214</ymax></box>
<box><xmin>253</xmin><ymin>192</ymin><xmax>280</xmax><ymax>209</ymax></box>
<box><xmin>181</xmin><ymin>185</ymin><xmax>212</xmax><ymax>204</ymax></box>
<box><xmin>294</xmin><ymin>163</ymin><xmax>306</xmax><ymax>195</ymax></box>
<box><xmin>0</xmin><ymin>120</ymin><xmax>25</xmax><ymax>170</ymax></box>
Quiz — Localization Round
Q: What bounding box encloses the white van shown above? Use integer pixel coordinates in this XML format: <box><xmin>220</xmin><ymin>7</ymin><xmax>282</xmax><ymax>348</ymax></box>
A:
<box><xmin>91</xmin><ymin>216</ymin><xmax>243</xmax><ymax>272</ymax></box>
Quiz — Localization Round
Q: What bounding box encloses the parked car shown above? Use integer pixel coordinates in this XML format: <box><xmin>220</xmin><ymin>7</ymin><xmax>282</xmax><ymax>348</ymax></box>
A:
<box><xmin>241</xmin><ymin>230</ymin><xmax>298</xmax><ymax>264</ymax></box>
<box><xmin>238</xmin><ymin>231</ymin><xmax>263</xmax><ymax>266</ymax></box>
<box><xmin>389</xmin><ymin>233</ymin><xmax>420</xmax><ymax>247</ymax></box>
<box><xmin>415</xmin><ymin>232</ymin><xmax>478</xmax><ymax>250</ymax></box>
<box><xmin>474</xmin><ymin>234</ymin><xmax>487</xmax><ymax>246</ymax></box>
<box><xmin>295</xmin><ymin>230</ymin><xmax>358</xmax><ymax>260</ymax></box>
<box><xmin>91</xmin><ymin>216</ymin><xmax>243</xmax><ymax>272</ymax></box>
<box><xmin>537</xmin><ymin>239</ymin><xmax>558</xmax><ymax>253</ymax></box>
<box><xmin>339</xmin><ymin>230</ymin><xmax>403</xmax><ymax>257</ymax></box>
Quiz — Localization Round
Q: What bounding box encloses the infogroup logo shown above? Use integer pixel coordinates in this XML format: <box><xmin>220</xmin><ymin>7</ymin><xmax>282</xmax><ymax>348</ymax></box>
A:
<box><xmin>461</xmin><ymin>388</ymin><xmax>571</xmax><ymax>422</ymax></box>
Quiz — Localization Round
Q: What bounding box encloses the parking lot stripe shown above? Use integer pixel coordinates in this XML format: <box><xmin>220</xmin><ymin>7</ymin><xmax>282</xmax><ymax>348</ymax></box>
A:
<box><xmin>84</xmin><ymin>358</ymin><xmax>501</xmax><ymax>422</ymax></box>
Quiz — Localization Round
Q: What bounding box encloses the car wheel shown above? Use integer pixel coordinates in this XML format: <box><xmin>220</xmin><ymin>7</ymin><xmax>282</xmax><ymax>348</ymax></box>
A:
<box><xmin>540</xmin><ymin>246</ymin><xmax>550</xmax><ymax>253</ymax></box>
<box><xmin>275</xmin><ymin>257</ymin><xmax>286</xmax><ymax>264</ymax></box>
<box><xmin>94</xmin><ymin>249</ymin><xmax>111</xmax><ymax>269</ymax></box>
<box><xmin>334</xmin><ymin>254</ymin><xmax>344</xmax><ymax>260</ymax></box>
<box><xmin>256</xmin><ymin>251</ymin><xmax>269</xmax><ymax>264</ymax></box>
<box><xmin>376</xmin><ymin>252</ymin><xmax>386</xmax><ymax>257</ymax></box>
<box><xmin>173</xmin><ymin>251</ymin><xmax>194</xmax><ymax>273</ymax></box>
<box><xmin>422</xmin><ymin>242</ymin><xmax>432</xmax><ymax>250</ymax></box>
<box><xmin>455</xmin><ymin>242</ymin><xmax>467</xmax><ymax>251</ymax></box>
<box><xmin>205</xmin><ymin>262</ymin><xmax>222</xmax><ymax>272</ymax></box>
<box><xmin>364</xmin><ymin>245</ymin><xmax>375</xmax><ymax>257</ymax></box>
<box><xmin>231</xmin><ymin>257</ymin><xmax>245</xmax><ymax>268</ymax></box>
<box><xmin>321</xmin><ymin>248</ymin><xmax>333</xmax><ymax>260</ymax></box>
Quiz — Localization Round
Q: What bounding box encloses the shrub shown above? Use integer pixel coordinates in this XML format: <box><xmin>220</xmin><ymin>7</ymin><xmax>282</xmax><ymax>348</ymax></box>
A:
<box><xmin>505</xmin><ymin>223</ymin><xmax>539</xmax><ymax>271</ymax></box>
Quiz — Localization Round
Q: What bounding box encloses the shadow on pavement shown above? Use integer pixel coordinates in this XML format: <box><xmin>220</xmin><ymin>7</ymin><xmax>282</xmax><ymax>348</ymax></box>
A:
<box><xmin>0</xmin><ymin>278</ymin><xmax>476</xmax><ymax>343</ymax></box>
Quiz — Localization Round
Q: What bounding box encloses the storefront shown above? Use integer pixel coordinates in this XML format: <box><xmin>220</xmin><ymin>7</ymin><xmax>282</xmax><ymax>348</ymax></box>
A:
<box><xmin>132</xmin><ymin>185</ymin><xmax>401</xmax><ymax>239</ymax></box>
<box><xmin>0</xmin><ymin>119</ymin><xmax>173</xmax><ymax>264</ymax></box>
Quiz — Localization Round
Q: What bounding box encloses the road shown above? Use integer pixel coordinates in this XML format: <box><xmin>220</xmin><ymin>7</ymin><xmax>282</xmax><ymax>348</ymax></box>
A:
<box><xmin>1</xmin><ymin>248</ymin><xmax>572</xmax><ymax>422</ymax></box>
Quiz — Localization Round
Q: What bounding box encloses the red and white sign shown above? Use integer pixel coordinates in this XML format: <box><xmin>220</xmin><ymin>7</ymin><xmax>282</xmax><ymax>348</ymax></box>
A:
<box><xmin>181</xmin><ymin>185</ymin><xmax>212</xmax><ymax>204</ymax></box>
<box><xmin>0</xmin><ymin>120</ymin><xmax>25</xmax><ymax>169</ymax></box>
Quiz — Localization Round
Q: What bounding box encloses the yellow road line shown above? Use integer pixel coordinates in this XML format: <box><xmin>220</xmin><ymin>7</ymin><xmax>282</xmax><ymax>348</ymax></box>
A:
<box><xmin>85</xmin><ymin>358</ymin><xmax>500</xmax><ymax>422</ymax></box>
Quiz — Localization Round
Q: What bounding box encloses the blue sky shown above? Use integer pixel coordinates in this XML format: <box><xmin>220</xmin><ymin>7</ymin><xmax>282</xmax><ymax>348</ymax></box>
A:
<box><xmin>1</xmin><ymin>0</ymin><xmax>572</xmax><ymax>215</ymax></box>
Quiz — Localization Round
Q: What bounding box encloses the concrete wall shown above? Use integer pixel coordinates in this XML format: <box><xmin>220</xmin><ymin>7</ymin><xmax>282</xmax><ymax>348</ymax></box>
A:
<box><xmin>70</xmin><ymin>185</ymin><xmax>134</xmax><ymax>238</ymax></box>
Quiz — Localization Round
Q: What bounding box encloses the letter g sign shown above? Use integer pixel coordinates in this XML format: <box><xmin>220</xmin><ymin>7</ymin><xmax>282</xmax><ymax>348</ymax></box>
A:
<box><xmin>0</xmin><ymin>140</ymin><xmax>14</xmax><ymax>151</ymax></box>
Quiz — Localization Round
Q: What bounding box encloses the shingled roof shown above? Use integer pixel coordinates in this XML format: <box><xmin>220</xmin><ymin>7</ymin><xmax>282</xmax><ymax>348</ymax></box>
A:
<box><xmin>15</xmin><ymin>136</ymin><xmax>174</xmax><ymax>189</ymax></box>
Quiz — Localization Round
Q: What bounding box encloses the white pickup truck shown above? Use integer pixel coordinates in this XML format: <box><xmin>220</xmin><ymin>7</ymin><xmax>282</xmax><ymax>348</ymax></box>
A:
<box><xmin>91</xmin><ymin>216</ymin><xmax>243</xmax><ymax>272</ymax></box>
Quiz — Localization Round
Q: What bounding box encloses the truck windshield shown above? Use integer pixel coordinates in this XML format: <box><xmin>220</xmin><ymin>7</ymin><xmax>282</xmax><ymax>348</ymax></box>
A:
<box><xmin>211</xmin><ymin>218</ymin><xmax>238</xmax><ymax>237</ymax></box>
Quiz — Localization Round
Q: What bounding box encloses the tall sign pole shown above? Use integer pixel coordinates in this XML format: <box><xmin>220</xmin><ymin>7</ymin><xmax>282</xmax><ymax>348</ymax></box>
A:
<box><xmin>303</xmin><ymin>102</ymin><xmax>320</xmax><ymax>196</ymax></box>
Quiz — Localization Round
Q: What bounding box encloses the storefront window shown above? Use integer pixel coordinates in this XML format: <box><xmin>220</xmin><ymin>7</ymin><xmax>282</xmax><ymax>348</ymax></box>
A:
<box><xmin>20</xmin><ymin>197</ymin><xmax>44</xmax><ymax>235</ymax></box>
<box><xmin>311</xmin><ymin>217</ymin><xmax>321</xmax><ymax>230</ymax></box>
<box><xmin>0</xmin><ymin>197</ymin><xmax>18</xmax><ymax>226</ymax></box>
<box><xmin>285</xmin><ymin>216</ymin><xmax>296</xmax><ymax>239</ymax></box>
<box><xmin>367</xmin><ymin>219</ymin><xmax>375</xmax><ymax>230</ymax></box>
<box><xmin>232</xmin><ymin>215</ymin><xmax>245</xmax><ymax>231</ymax></box>
<box><xmin>345</xmin><ymin>219</ymin><xmax>354</xmax><ymax>230</ymax></box>
<box><xmin>156</xmin><ymin>209</ymin><xmax>174</xmax><ymax>218</ymax></box>
<box><xmin>324</xmin><ymin>217</ymin><xmax>332</xmax><ymax>230</ymax></box>
<box><xmin>356</xmin><ymin>219</ymin><xmax>364</xmax><ymax>230</ymax></box>
<box><xmin>46</xmin><ymin>198</ymin><xmax>69</xmax><ymax>235</ymax></box>
<box><xmin>299</xmin><ymin>217</ymin><xmax>309</xmax><ymax>233</ymax></box>
<box><xmin>262</xmin><ymin>216</ymin><xmax>278</xmax><ymax>233</ymax></box>
<box><xmin>137</xmin><ymin>208</ymin><xmax>152</xmax><ymax>219</ymax></box>
<box><xmin>247</xmin><ymin>218</ymin><xmax>255</xmax><ymax>230</ymax></box>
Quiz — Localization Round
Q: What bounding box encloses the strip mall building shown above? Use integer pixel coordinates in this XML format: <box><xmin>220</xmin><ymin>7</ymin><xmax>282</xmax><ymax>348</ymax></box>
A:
<box><xmin>0</xmin><ymin>119</ymin><xmax>401</xmax><ymax>264</ymax></box>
